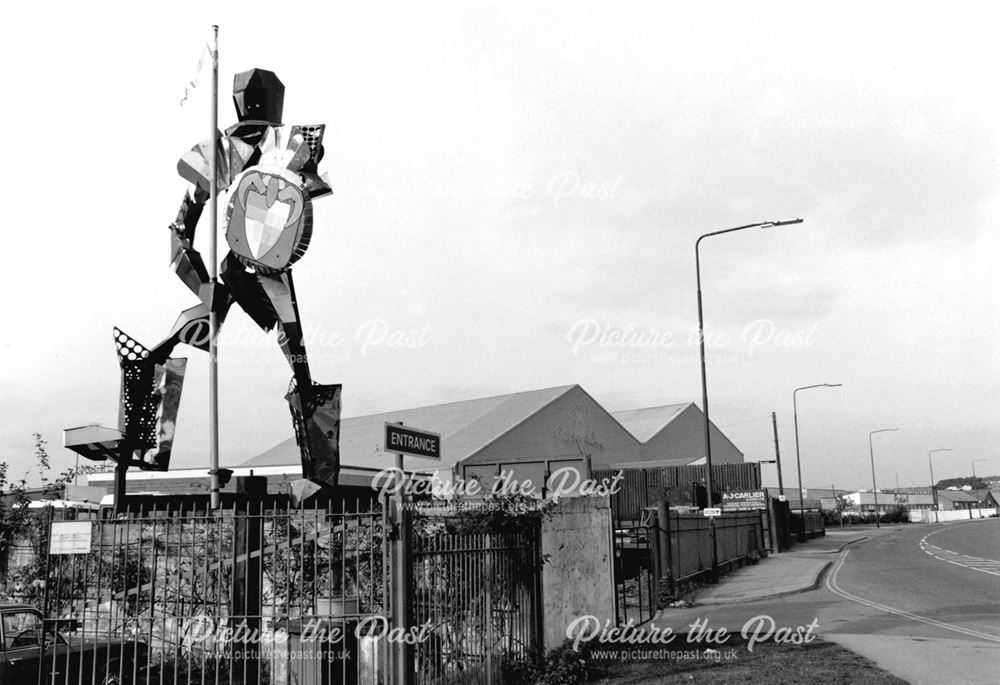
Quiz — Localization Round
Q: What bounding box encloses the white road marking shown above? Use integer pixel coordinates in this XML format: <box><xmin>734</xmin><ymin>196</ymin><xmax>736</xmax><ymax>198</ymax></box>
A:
<box><xmin>825</xmin><ymin>549</ymin><xmax>1000</xmax><ymax>644</ymax></box>
<box><xmin>919</xmin><ymin>527</ymin><xmax>1000</xmax><ymax>577</ymax></box>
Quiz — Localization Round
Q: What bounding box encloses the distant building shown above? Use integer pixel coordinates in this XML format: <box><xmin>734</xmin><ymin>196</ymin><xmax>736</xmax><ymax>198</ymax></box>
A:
<box><xmin>843</xmin><ymin>491</ymin><xmax>935</xmax><ymax>513</ymax></box>
<box><xmin>611</xmin><ymin>403</ymin><xmax>743</xmax><ymax>466</ymax></box>
<box><xmin>987</xmin><ymin>489</ymin><xmax>1000</xmax><ymax>508</ymax></box>
<box><xmin>970</xmin><ymin>489</ymin><xmax>999</xmax><ymax>509</ymax></box>
<box><xmin>937</xmin><ymin>489</ymin><xmax>979</xmax><ymax>511</ymax></box>
<box><xmin>764</xmin><ymin>487</ymin><xmax>845</xmax><ymax>512</ymax></box>
<box><xmin>0</xmin><ymin>484</ymin><xmax>107</xmax><ymax>507</ymax></box>
<box><xmin>888</xmin><ymin>486</ymin><xmax>933</xmax><ymax>496</ymax></box>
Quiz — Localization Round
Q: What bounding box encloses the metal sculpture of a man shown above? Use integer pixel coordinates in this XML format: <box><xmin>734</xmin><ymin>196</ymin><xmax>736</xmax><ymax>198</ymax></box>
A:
<box><xmin>66</xmin><ymin>69</ymin><xmax>340</xmax><ymax>497</ymax></box>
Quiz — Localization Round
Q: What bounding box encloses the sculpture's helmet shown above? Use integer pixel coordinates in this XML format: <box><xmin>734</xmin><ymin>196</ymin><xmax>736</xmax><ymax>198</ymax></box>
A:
<box><xmin>232</xmin><ymin>68</ymin><xmax>284</xmax><ymax>125</ymax></box>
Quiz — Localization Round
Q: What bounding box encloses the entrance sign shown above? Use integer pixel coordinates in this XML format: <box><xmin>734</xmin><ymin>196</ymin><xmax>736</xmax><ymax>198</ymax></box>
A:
<box><xmin>385</xmin><ymin>423</ymin><xmax>441</xmax><ymax>460</ymax></box>
<box><xmin>721</xmin><ymin>490</ymin><xmax>767</xmax><ymax>512</ymax></box>
<box><xmin>703</xmin><ymin>507</ymin><xmax>722</xmax><ymax>517</ymax></box>
<box><xmin>49</xmin><ymin>521</ymin><xmax>92</xmax><ymax>555</ymax></box>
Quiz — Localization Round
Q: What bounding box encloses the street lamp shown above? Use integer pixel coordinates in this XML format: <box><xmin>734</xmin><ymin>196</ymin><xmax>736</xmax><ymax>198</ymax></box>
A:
<box><xmin>972</xmin><ymin>459</ymin><xmax>988</xmax><ymax>479</ymax></box>
<box><xmin>869</xmin><ymin>428</ymin><xmax>899</xmax><ymax>528</ymax></box>
<box><xmin>696</xmin><ymin>219</ymin><xmax>803</xmax><ymax>499</ymax></box>
<box><xmin>793</xmin><ymin>384</ymin><xmax>842</xmax><ymax>516</ymax></box>
<box><xmin>928</xmin><ymin>448</ymin><xmax>951</xmax><ymax>511</ymax></box>
<box><xmin>771</xmin><ymin>411</ymin><xmax>785</xmax><ymax>496</ymax></box>
<box><xmin>696</xmin><ymin>218</ymin><xmax>802</xmax><ymax>582</ymax></box>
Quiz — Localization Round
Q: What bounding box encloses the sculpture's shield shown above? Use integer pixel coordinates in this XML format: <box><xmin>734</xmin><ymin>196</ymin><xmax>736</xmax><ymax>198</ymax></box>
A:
<box><xmin>226</xmin><ymin>166</ymin><xmax>313</xmax><ymax>273</ymax></box>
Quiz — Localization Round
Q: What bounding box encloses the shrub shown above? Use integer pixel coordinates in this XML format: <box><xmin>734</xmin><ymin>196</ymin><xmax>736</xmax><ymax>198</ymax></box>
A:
<box><xmin>498</xmin><ymin>649</ymin><xmax>544</xmax><ymax>684</ymax></box>
<box><xmin>537</xmin><ymin>639</ymin><xmax>591</xmax><ymax>685</ymax></box>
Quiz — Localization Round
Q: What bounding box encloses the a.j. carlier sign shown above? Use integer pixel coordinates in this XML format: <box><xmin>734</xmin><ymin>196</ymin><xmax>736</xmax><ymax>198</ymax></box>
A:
<box><xmin>721</xmin><ymin>490</ymin><xmax>767</xmax><ymax>512</ymax></box>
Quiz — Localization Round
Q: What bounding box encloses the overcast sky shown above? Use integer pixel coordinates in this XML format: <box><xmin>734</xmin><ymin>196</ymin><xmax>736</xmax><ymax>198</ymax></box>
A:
<box><xmin>2</xmin><ymin>1</ymin><xmax>997</xmax><ymax>492</ymax></box>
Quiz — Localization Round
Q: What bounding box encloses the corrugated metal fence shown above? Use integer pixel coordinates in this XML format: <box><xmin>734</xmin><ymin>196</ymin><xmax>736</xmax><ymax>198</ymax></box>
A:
<box><xmin>611</xmin><ymin>509</ymin><xmax>765</xmax><ymax>624</ymax></box>
<box><xmin>665</xmin><ymin>511</ymin><xmax>764</xmax><ymax>581</ymax></box>
<box><xmin>596</xmin><ymin>464</ymin><xmax>762</xmax><ymax>521</ymax></box>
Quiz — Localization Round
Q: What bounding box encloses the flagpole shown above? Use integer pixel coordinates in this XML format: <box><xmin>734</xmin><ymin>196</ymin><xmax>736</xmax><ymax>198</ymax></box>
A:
<box><xmin>208</xmin><ymin>24</ymin><xmax>221</xmax><ymax>510</ymax></box>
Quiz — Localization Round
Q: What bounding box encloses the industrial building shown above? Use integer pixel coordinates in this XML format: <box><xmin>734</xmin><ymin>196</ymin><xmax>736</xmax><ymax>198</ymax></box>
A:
<box><xmin>88</xmin><ymin>385</ymin><xmax>746</xmax><ymax>499</ymax></box>
<box><xmin>611</xmin><ymin>403</ymin><xmax>744</xmax><ymax>466</ymax></box>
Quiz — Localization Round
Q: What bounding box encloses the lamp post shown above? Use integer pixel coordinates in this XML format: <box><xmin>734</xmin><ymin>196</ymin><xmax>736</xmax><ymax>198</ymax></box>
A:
<box><xmin>869</xmin><ymin>428</ymin><xmax>899</xmax><ymax>528</ymax></box>
<box><xmin>928</xmin><ymin>448</ymin><xmax>950</xmax><ymax>513</ymax></box>
<box><xmin>972</xmin><ymin>459</ymin><xmax>988</xmax><ymax>480</ymax></box>
<box><xmin>696</xmin><ymin>218</ymin><xmax>802</xmax><ymax>582</ymax></box>
<box><xmin>793</xmin><ymin>384</ymin><xmax>842</xmax><ymax>516</ymax></box>
<box><xmin>771</xmin><ymin>411</ymin><xmax>784</xmax><ymax>496</ymax></box>
<box><xmin>696</xmin><ymin>219</ymin><xmax>803</xmax><ymax>498</ymax></box>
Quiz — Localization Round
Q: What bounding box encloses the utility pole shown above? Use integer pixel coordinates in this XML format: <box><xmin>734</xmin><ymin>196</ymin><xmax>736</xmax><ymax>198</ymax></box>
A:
<box><xmin>771</xmin><ymin>412</ymin><xmax>784</xmax><ymax>496</ymax></box>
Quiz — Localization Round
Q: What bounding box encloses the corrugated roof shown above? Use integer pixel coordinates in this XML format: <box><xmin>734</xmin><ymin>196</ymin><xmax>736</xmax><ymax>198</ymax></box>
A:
<box><xmin>611</xmin><ymin>403</ymin><xmax>691</xmax><ymax>442</ymax></box>
<box><xmin>242</xmin><ymin>385</ymin><xmax>578</xmax><ymax>471</ymax></box>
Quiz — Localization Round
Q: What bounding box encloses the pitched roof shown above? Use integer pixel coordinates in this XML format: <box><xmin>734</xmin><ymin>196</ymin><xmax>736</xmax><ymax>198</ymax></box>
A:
<box><xmin>242</xmin><ymin>385</ymin><xmax>578</xmax><ymax>471</ymax></box>
<box><xmin>937</xmin><ymin>489</ymin><xmax>978</xmax><ymax>502</ymax></box>
<box><xmin>610</xmin><ymin>403</ymin><xmax>691</xmax><ymax>442</ymax></box>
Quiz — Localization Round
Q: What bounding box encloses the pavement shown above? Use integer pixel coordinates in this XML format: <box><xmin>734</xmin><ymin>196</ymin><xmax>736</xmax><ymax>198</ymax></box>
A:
<box><xmin>689</xmin><ymin>527</ymin><xmax>877</xmax><ymax>605</ymax></box>
<box><xmin>824</xmin><ymin>634</ymin><xmax>1000</xmax><ymax>685</ymax></box>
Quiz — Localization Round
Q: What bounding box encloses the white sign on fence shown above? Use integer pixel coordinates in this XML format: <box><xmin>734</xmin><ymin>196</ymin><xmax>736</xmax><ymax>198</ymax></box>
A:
<box><xmin>48</xmin><ymin>521</ymin><xmax>92</xmax><ymax>554</ymax></box>
<box><xmin>703</xmin><ymin>507</ymin><xmax>722</xmax><ymax>517</ymax></box>
<box><xmin>721</xmin><ymin>490</ymin><xmax>767</xmax><ymax>512</ymax></box>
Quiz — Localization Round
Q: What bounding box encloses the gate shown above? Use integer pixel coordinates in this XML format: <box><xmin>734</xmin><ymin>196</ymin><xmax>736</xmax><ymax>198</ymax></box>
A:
<box><xmin>39</xmin><ymin>493</ymin><xmax>389</xmax><ymax>685</ymax></box>
<box><xmin>411</xmin><ymin>525</ymin><xmax>541</xmax><ymax>685</ymax></box>
<box><xmin>612</xmin><ymin>511</ymin><xmax>657</xmax><ymax>626</ymax></box>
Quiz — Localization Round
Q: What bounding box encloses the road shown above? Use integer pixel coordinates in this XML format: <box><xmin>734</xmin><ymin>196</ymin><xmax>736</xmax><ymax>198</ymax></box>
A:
<box><xmin>655</xmin><ymin>519</ymin><xmax>1000</xmax><ymax>684</ymax></box>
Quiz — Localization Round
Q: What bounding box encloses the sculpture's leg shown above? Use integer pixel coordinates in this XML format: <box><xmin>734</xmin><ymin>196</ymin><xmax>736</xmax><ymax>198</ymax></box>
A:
<box><xmin>254</xmin><ymin>269</ymin><xmax>341</xmax><ymax>489</ymax></box>
<box><xmin>112</xmin><ymin>328</ymin><xmax>189</xmax><ymax>471</ymax></box>
<box><xmin>257</xmin><ymin>269</ymin><xmax>312</xmax><ymax>388</ymax></box>
<box><xmin>286</xmin><ymin>382</ymin><xmax>342</xmax><ymax>489</ymax></box>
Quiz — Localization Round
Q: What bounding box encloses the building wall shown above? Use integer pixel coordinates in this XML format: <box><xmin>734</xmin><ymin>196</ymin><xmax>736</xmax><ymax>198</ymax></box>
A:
<box><xmin>462</xmin><ymin>385</ymin><xmax>640</xmax><ymax>492</ymax></box>
<box><xmin>640</xmin><ymin>404</ymin><xmax>743</xmax><ymax>465</ymax></box>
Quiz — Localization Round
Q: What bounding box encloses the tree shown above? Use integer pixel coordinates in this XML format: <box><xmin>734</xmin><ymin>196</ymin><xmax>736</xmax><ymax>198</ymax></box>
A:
<box><xmin>937</xmin><ymin>476</ymin><xmax>988</xmax><ymax>491</ymax></box>
<box><xmin>0</xmin><ymin>433</ymin><xmax>96</xmax><ymax>601</ymax></box>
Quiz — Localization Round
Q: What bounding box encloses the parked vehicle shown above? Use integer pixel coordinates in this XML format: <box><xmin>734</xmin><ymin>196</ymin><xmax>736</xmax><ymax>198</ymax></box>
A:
<box><xmin>0</xmin><ymin>604</ymin><xmax>147</xmax><ymax>685</ymax></box>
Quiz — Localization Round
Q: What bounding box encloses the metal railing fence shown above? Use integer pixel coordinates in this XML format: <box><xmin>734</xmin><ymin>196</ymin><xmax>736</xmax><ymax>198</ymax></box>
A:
<box><xmin>411</xmin><ymin>524</ymin><xmax>541</xmax><ymax>685</ymax></box>
<box><xmin>37</xmin><ymin>495</ymin><xmax>388</xmax><ymax>685</ymax></box>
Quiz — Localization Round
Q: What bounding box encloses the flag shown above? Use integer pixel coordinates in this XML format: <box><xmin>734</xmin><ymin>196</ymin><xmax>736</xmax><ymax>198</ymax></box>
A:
<box><xmin>180</xmin><ymin>40</ymin><xmax>213</xmax><ymax>107</ymax></box>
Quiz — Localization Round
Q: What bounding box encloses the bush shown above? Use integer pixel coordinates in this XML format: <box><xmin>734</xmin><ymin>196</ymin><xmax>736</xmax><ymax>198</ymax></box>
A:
<box><xmin>537</xmin><ymin>639</ymin><xmax>591</xmax><ymax>685</ymax></box>
<box><xmin>883</xmin><ymin>505</ymin><xmax>909</xmax><ymax>524</ymax></box>
<box><xmin>499</xmin><ymin>649</ymin><xmax>544</xmax><ymax>685</ymax></box>
<box><xmin>495</xmin><ymin>641</ymin><xmax>593</xmax><ymax>685</ymax></box>
<box><xmin>839</xmin><ymin>508</ymin><xmax>910</xmax><ymax>525</ymax></box>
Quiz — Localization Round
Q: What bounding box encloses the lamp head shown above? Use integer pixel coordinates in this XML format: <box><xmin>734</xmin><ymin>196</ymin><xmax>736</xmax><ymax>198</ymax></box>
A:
<box><xmin>769</xmin><ymin>218</ymin><xmax>804</xmax><ymax>228</ymax></box>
